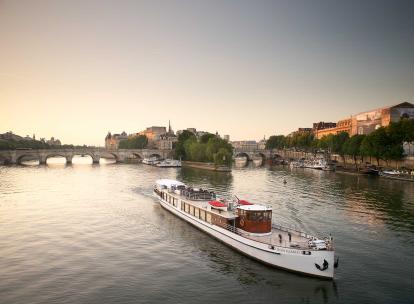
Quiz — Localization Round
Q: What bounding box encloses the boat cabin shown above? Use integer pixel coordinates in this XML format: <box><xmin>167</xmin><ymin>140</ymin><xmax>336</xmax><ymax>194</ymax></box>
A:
<box><xmin>236</xmin><ymin>204</ymin><xmax>272</xmax><ymax>234</ymax></box>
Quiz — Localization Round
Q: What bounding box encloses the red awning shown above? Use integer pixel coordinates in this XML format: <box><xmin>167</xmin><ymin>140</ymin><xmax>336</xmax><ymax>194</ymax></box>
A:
<box><xmin>209</xmin><ymin>200</ymin><xmax>226</xmax><ymax>207</ymax></box>
<box><xmin>238</xmin><ymin>200</ymin><xmax>253</xmax><ymax>205</ymax></box>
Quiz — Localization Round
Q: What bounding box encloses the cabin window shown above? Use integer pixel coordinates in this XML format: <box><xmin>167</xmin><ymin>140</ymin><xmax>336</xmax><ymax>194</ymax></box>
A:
<box><xmin>200</xmin><ymin>210</ymin><xmax>206</xmax><ymax>221</ymax></box>
<box><xmin>206</xmin><ymin>213</ymin><xmax>212</xmax><ymax>224</ymax></box>
<box><xmin>185</xmin><ymin>204</ymin><xmax>190</xmax><ymax>213</ymax></box>
<box><xmin>195</xmin><ymin>208</ymin><xmax>200</xmax><ymax>218</ymax></box>
<box><xmin>182</xmin><ymin>202</ymin><xmax>186</xmax><ymax>211</ymax></box>
<box><xmin>189</xmin><ymin>205</ymin><xmax>194</xmax><ymax>215</ymax></box>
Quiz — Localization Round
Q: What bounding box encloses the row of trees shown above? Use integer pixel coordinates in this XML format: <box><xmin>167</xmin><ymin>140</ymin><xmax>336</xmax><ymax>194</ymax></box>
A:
<box><xmin>174</xmin><ymin>131</ymin><xmax>233</xmax><ymax>166</ymax></box>
<box><xmin>118</xmin><ymin>135</ymin><xmax>148</xmax><ymax>149</ymax></box>
<box><xmin>266</xmin><ymin>119</ymin><xmax>414</xmax><ymax>165</ymax></box>
<box><xmin>0</xmin><ymin>139</ymin><xmax>86</xmax><ymax>150</ymax></box>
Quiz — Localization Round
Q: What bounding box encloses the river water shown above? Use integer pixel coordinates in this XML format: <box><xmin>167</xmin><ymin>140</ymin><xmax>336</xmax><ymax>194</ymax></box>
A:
<box><xmin>0</xmin><ymin>160</ymin><xmax>413</xmax><ymax>304</ymax></box>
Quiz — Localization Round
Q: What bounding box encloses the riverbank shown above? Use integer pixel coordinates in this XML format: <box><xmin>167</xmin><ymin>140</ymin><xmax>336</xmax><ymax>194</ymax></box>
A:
<box><xmin>271</xmin><ymin>149</ymin><xmax>414</xmax><ymax>170</ymax></box>
<box><xmin>182</xmin><ymin>161</ymin><xmax>231</xmax><ymax>172</ymax></box>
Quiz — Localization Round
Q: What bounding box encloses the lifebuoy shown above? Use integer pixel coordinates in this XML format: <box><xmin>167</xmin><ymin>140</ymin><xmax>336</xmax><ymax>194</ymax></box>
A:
<box><xmin>240</xmin><ymin>218</ymin><xmax>245</xmax><ymax>227</ymax></box>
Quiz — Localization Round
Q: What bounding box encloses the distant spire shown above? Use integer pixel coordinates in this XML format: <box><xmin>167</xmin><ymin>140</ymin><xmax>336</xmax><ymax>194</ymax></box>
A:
<box><xmin>168</xmin><ymin>120</ymin><xmax>173</xmax><ymax>134</ymax></box>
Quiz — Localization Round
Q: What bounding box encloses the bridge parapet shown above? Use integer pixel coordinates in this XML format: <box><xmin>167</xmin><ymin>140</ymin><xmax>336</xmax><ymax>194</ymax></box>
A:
<box><xmin>0</xmin><ymin>148</ymin><xmax>173</xmax><ymax>165</ymax></box>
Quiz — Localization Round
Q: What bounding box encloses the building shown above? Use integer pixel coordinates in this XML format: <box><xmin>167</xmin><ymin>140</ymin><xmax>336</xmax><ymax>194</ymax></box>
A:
<box><xmin>137</xmin><ymin>121</ymin><xmax>177</xmax><ymax>149</ymax></box>
<box><xmin>231</xmin><ymin>140</ymin><xmax>259</xmax><ymax>151</ymax></box>
<box><xmin>314</xmin><ymin>102</ymin><xmax>414</xmax><ymax>139</ymax></box>
<box><xmin>46</xmin><ymin>137</ymin><xmax>61</xmax><ymax>146</ymax></box>
<box><xmin>158</xmin><ymin>133</ymin><xmax>178</xmax><ymax>150</ymax></box>
<box><xmin>315</xmin><ymin>118</ymin><xmax>352</xmax><ymax>139</ymax></box>
<box><xmin>258</xmin><ymin>138</ymin><xmax>266</xmax><ymax>150</ymax></box>
<box><xmin>351</xmin><ymin>102</ymin><xmax>414</xmax><ymax>135</ymax></box>
<box><xmin>313</xmin><ymin>122</ymin><xmax>337</xmax><ymax>132</ymax></box>
<box><xmin>288</xmin><ymin>128</ymin><xmax>313</xmax><ymax>137</ymax></box>
<box><xmin>138</xmin><ymin>126</ymin><xmax>167</xmax><ymax>141</ymax></box>
<box><xmin>105</xmin><ymin>131</ymin><xmax>128</xmax><ymax>150</ymax></box>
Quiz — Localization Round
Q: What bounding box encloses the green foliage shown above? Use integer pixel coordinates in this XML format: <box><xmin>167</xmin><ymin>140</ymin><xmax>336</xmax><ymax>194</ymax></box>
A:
<box><xmin>118</xmin><ymin>135</ymin><xmax>148</xmax><ymax>149</ymax></box>
<box><xmin>214</xmin><ymin>148</ymin><xmax>233</xmax><ymax>166</ymax></box>
<box><xmin>0</xmin><ymin>139</ymin><xmax>50</xmax><ymax>150</ymax></box>
<box><xmin>319</xmin><ymin>132</ymin><xmax>349</xmax><ymax>154</ymax></box>
<box><xmin>343</xmin><ymin>135</ymin><xmax>365</xmax><ymax>159</ymax></box>
<box><xmin>200</xmin><ymin>133</ymin><xmax>216</xmax><ymax>144</ymax></box>
<box><xmin>267</xmin><ymin>119</ymin><xmax>413</xmax><ymax>163</ymax></box>
<box><xmin>265</xmin><ymin>135</ymin><xmax>286</xmax><ymax>150</ymax></box>
<box><xmin>174</xmin><ymin>132</ymin><xmax>233</xmax><ymax>166</ymax></box>
<box><xmin>175</xmin><ymin>130</ymin><xmax>196</xmax><ymax>159</ymax></box>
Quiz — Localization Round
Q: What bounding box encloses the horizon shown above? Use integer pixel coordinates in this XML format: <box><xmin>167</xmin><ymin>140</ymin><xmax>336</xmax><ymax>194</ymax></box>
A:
<box><xmin>1</xmin><ymin>0</ymin><xmax>413</xmax><ymax>146</ymax></box>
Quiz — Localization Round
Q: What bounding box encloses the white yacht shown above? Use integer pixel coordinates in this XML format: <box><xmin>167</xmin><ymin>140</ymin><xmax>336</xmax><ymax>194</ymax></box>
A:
<box><xmin>156</xmin><ymin>159</ymin><xmax>182</xmax><ymax>168</ymax></box>
<box><xmin>142</xmin><ymin>156</ymin><xmax>160</xmax><ymax>165</ymax></box>
<box><xmin>153</xmin><ymin>179</ymin><xmax>338</xmax><ymax>279</ymax></box>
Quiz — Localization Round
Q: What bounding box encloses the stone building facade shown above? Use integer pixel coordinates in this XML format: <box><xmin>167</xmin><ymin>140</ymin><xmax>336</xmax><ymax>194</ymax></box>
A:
<box><xmin>350</xmin><ymin>102</ymin><xmax>414</xmax><ymax>135</ymax></box>
<box><xmin>315</xmin><ymin>118</ymin><xmax>352</xmax><ymax>139</ymax></box>
<box><xmin>313</xmin><ymin>102</ymin><xmax>414</xmax><ymax>139</ymax></box>
<box><xmin>105</xmin><ymin>131</ymin><xmax>128</xmax><ymax>150</ymax></box>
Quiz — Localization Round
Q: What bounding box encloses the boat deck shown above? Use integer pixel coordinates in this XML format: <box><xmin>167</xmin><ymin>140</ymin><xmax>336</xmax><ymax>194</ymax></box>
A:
<box><xmin>248</xmin><ymin>227</ymin><xmax>311</xmax><ymax>249</ymax></box>
<box><xmin>164</xmin><ymin>190</ymin><xmax>332</xmax><ymax>251</ymax></box>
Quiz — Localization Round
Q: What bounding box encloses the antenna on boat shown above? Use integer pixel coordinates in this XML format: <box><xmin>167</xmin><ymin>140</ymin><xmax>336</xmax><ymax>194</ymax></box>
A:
<box><xmin>234</xmin><ymin>195</ymin><xmax>240</xmax><ymax>202</ymax></box>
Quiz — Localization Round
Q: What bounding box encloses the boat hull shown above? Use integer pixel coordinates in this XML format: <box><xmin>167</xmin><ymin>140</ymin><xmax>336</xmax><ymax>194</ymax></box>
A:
<box><xmin>155</xmin><ymin>192</ymin><xmax>335</xmax><ymax>279</ymax></box>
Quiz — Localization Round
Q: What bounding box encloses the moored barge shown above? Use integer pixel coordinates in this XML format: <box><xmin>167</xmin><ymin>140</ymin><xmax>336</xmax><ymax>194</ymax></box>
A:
<box><xmin>153</xmin><ymin>179</ymin><xmax>337</xmax><ymax>279</ymax></box>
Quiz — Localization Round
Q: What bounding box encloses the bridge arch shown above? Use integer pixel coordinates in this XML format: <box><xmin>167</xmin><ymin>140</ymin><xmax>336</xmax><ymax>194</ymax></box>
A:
<box><xmin>131</xmin><ymin>153</ymin><xmax>143</xmax><ymax>159</ymax></box>
<box><xmin>99</xmin><ymin>152</ymin><xmax>118</xmax><ymax>161</ymax></box>
<box><xmin>235</xmin><ymin>152</ymin><xmax>251</xmax><ymax>161</ymax></box>
<box><xmin>45</xmin><ymin>154</ymin><xmax>68</xmax><ymax>164</ymax></box>
<box><xmin>149</xmin><ymin>153</ymin><xmax>162</xmax><ymax>159</ymax></box>
<box><xmin>254</xmin><ymin>152</ymin><xmax>266</xmax><ymax>160</ymax></box>
<box><xmin>16</xmin><ymin>154</ymin><xmax>40</xmax><ymax>165</ymax></box>
<box><xmin>71</xmin><ymin>152</ymin><xmax>99</xmax><ymax>164</ymax></box>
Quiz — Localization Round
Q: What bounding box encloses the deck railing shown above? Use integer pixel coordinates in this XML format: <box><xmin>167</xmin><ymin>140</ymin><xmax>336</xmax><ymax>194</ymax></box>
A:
<box><xmin>217</xmin><ymin>222</ymin><xmax>333</xmax><ymax>251</ymax></box>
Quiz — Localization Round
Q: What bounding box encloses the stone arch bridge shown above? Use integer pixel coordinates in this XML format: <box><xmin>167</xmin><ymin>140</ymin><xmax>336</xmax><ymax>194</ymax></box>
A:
<box><xmin>233</xmin><ymin>149</ymin><xmax>283</xmax><ymax>161</ymax></box>
<box><xmin>0</xmin><ymin>148</ymin><xmax>173</xmax><ymax>165</ymax></box>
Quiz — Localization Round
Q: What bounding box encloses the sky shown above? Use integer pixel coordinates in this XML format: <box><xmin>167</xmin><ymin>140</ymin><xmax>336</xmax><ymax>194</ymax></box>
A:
<box><xmin>1</xmin><ymin>0</ymin><xmax>413</xmax><ymax>146</ymax></box>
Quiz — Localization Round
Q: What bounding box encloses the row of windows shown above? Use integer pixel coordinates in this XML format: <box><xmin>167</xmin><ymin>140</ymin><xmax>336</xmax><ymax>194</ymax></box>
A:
<box><xmin>161</xmin><ymin>191</ymin><xmax>228</xmax><ymax>226</ymax></box>
<box><xmin>238</xmin><ymin>210</ymin><xmax>272</xmax><ymax>221</ymax></box>
<box><xmin>181</xmin><ymin>202</ymin><xmax>212</xmax><ymax>224</ymax></box>
<box><xmin>162</xmin><ymin>192</ymin><xmax>177</xmax><ymax>207</ymax></box>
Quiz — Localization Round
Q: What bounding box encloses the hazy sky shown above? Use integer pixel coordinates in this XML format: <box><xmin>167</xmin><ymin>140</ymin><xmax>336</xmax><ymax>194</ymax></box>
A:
<box><xmin>1</xmin><ymin>0</ymin><xmax>413</xmax><ymax>145</ymax></box>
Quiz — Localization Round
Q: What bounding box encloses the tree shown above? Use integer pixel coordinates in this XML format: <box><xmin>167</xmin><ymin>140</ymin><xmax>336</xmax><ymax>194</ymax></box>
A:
<box><xmin>174</xmin><ymin>132</ymin><xmax>233</xmax><ymax>166</ymax></box>
<box><xmin>175</xmin><ymin>131</ymin><xmax>196</xmax><ymax>160</ymax></box>
<box><xmin>214</xmin><ymin>148</ymin><xmax>233</xmax><ymax>166</ymax></box>
<box><xmin>360</xmin><ymin>127</ymin><xmax>403</xmax><ymax>165</ymax></box>
<box><xmin>118</xmin><ymin>135</ymin><xmax>148</xmax><ymax>149</ymax></box>
<box><xmin>265</xmin><ymin>135</ymin><xmax>286</xmax><ymax>150</ymax></box>
<box><xmin>343</xmin><ymin>135</ymin><xmax>365</xmax><ymax>168</ymax></box>
<box><xmin>200</xmin><ymin>133</ymin><xmax>216</xmax><ymax>144</ymax></box>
